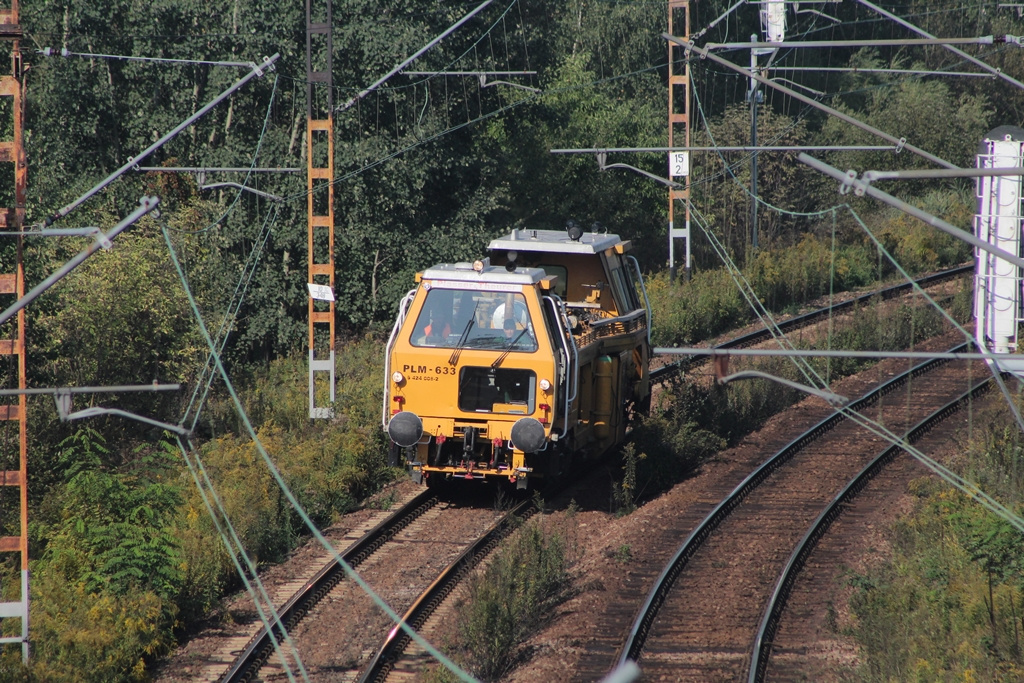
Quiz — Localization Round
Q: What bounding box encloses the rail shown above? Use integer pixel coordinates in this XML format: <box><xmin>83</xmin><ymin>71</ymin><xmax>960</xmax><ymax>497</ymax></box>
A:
<box><xmin>358</xmin><ymin>496</ymin><xmax>540</xmax><ymax>683</ymax></box>
<box><xmin>616</xmin><ymin>342</ymin><xmax>969</xmax><ymax>669</ymax></box>
<box><xmin>747</xmin><ymin>373</ymin><xmax>999</xmax><ymax>682</ymax></box>
<box><xmin>220</xmin><ymin>489</ymin><xmax>438</xmax><ymax>683</ymax></box>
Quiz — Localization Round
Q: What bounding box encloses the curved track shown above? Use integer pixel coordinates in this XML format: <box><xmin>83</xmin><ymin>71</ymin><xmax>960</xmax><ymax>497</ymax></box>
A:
<box><xmin>220</xmin><ymin>489</ymin><xmax>438</xmax><ymax>682</ymax></box>
<box><xmin>219</xmin><ymin>491</ymin><xmax>436</xmax><ymax>683</ymax></box>
<box><xmin>618</xmin><ymin>341</ymin><xmax>984</xmax><ymax>680</ymax></box>
<box><xmin>748</xmin><ymin>375</ymin><xmax>1000</xmax><ymax>682</ymax></box>
<box><xmin>210</xmin><ymin>265</ymin><xmax>969</xmax><ymax>683</ymax></box>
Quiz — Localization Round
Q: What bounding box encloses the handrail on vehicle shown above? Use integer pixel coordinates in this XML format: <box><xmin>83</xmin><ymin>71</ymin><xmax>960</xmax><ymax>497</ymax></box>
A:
<box><xmin>382</xmin><ymin>289</ymin><xmax>416</xmax><ymax>429</ymax></box>
<box><xmin>545</xmin><ymin>295</ymin><xmax>578</xmax><ymax>439</ymax></box>
<box><xmin>626</xmin><ymin>254</ymin><xmax>652</xmax><ymax>348</ymax></box>
<box><xmin>589</xmin><ymin>307</ymin><xmax>647</xmax><ymax>329</ymax></box>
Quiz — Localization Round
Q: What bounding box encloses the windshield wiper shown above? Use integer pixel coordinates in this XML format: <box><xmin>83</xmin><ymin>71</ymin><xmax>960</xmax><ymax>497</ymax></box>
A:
<box><xmin>491</xmin><ymin>327</ymin><xmax>530</xmax><ymax>369</ymax></box>
<box><xmin>448</xmin><ymin>308</ymin><xmax>477</xmax><ymax>366</ymax></box>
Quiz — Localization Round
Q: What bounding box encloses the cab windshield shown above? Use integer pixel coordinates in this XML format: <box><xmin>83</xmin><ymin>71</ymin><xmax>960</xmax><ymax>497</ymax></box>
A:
<box><xmin>410</xmin><ymin>286</ymin><xmax>538</xmax><ymax>352</ymax></box>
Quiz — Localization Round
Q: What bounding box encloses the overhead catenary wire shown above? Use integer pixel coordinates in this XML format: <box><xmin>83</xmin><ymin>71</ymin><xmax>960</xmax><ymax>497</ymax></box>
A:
<box><xmin>665</xmin><ymin>34</ymin><xmax>959</xmax><ymax>171</ymax></box>
<box><xmin>0</xmin><ymin>196</ymin><xmax>160</xmax><ymax>328</ymax></box>
<box><xmin>42</xmin><ymin>54</ymin><xmax>280</xmax><ymax>227</ymax></box>
<box><xmin>689</xmin><ymin>78</ymin><xmax>1005</xmax><ymax>431</ymax></box>
<box><xmin>799</xmin><ymin>153</ymin><xmax>1024</xmax><ymax>271</ymax></box>
<box><xmin>179</xmin><ymin>205</ymin><xmax>279</xmax><ymax>433</ymax></box>
<box><xmin>38</xmin><ymin>47</ymin><xmax>255</xmax><ymax>69</ymax></box>
<box><xmin>336</xmin><ymin>0</ymin><xmax>495</xmax><ymax>111</ymax></box>
<box><xmin>707</xmin><ymin>36</ymin><xmax>1004</xmax><ymax>50</ymax></box>
<box><xmin>31</xmin><ymin>2</ymin><xmax>1020</xmax><ymax>678</ymax></box>
<box><xmin>856</xmin><ymin>0</ymin><xmax>1024</xmax><ymax>91</ymax></box>
<box><xmin>166</xmin><ymin>73</ymin><xmax>283</xmax><ymax>234</ymax></box>
<box><xmin>841</xmin><ymin>206</ymin><xmax>1024</xmax><ymax>437</ymax></box>
<box><xmin>679</xmin><ymin>0</ymin><xmax>1024</xmax><ymax>532</ymax></box>
<box><xmin>161</xmin><ymin>231</ymin><xmax>478</xmax><ymax>682</ymax></box>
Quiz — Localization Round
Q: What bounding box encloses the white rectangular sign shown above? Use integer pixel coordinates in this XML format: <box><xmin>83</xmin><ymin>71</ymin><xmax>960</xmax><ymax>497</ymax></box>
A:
<box><xmin>307</xmin><ymin>283</ymin><xmax>335</xmax><ymax>302</ymax></box>
<box><xmin>669</xmin><ymin>151</ymin><xmax>689</xmax><ymax>178</ymax></box>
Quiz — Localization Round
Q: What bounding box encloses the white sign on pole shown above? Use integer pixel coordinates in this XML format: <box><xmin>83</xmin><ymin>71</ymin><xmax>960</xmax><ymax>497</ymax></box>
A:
<box><xmin>669</xmin><ymin>151</ymin><xmax>689</xmax><ymax>177</ymax></box>
<box><xmin>307</xmin><ymin>283</ymin><xmax>335</xmax><ymax>302</ymax></box>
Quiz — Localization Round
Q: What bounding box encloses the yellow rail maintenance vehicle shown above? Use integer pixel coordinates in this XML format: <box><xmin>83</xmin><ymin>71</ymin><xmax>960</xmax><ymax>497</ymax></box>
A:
<box><xmin>383</xmin><ymin>223</ymin><xmax>652</xmax><ymax>490</ymax></box>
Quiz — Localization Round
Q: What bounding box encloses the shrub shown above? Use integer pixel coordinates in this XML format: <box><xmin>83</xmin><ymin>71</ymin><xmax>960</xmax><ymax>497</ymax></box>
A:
<box><xmin>451</xmin><ymin>520</ymin><xmax>572</xmax><ymax>681</ymax></box>
<box><xmin>23</xmin><ymin>429</ymin><xmax>181</xmax><ymax>682</ymax></box>
<box><xmin>28</xmin><ymin>577</ymin><xmax>174</xmax><ymax>683</ymax></box>
<box><xmin>848</xmin><ymin>486</ymin><xmax>1024</xmax><ymax>681</ymax></box>
<box><xmin>845</xmin><ymin>397</ymin><xmax>1024</xmax><ymax>681</ymax></box>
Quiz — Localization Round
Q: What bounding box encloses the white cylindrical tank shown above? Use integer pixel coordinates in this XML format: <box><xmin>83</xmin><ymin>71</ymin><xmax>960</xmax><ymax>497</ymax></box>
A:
<box><xmin>761</xmin><ymin>1</ymin><xmax>786</xmax><ymax>44</ymax></box>
<box><xmin>976</xmin><ymin>126</ymin><xmax>1024</xmax><ymax>354</ymax></box>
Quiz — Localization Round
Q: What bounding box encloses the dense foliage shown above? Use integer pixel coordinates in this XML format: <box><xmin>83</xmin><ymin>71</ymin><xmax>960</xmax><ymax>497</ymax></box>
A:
<box><xmin>846</xmin><ymin>404</ymin><xmax>1024</xmax><ymax>681</ymax></box>
<box><xmin>0</xmin><ymin>0</ymin><xmax>1021</xmax><ymax>679</ymax></box>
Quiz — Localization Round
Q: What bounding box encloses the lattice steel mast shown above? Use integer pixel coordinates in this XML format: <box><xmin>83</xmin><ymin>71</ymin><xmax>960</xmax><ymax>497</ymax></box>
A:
<box><xmin>0</xmin><ymin>0</ymin><xmax>28</xmax><ymax>660</ymax></box>
<box><xmin>668</xmin><ymin>0</ymin><xmax>691</xmax><ymax>280</ymax></box>
<box><xmin>307</xmin><ymin>0</ymin><xmax>335</xmax><ymax>418</ymax></box>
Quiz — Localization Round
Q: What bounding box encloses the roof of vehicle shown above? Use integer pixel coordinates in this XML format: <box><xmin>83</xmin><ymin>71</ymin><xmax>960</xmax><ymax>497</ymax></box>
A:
<box><xmin>488</xmin><ymin>228</ymin><xmax>624</xmax><ymax>255</ymax></box>
<box><xmin>420</xmin><ymin>261</ymin><xmax>549</xmax><ymax>286</ymax></box>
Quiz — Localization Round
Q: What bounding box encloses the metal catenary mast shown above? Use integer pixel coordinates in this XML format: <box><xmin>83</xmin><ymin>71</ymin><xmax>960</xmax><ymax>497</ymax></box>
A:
<box><xmin>667</xmin><ymin>0</ymin><xmax>692</xmax><ymax>280</ymax></box>
<box><xmin>0</xmin><ymin>0</ymin><xmax>28</xmax><ymax>660</ymax></box>
<box><xmin>307</xmin><ymin>0</ymin><xmax>336</xmax><ymax>419</ymax></box>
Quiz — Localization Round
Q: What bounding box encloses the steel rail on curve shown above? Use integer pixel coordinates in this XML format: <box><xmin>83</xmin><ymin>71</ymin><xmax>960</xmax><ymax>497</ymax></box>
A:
<box><xmin>748</xmin><ymin>374</ymin><xmax>1000</xmax><ymax>682</ymax></box>
<box><xmin>617</xmin><ymin>342</ymin><xmax>969</xmax><ymax>670</ymax></box>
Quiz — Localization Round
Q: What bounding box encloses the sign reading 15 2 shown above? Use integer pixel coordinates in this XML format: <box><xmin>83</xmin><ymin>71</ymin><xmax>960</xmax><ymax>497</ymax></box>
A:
<box><xmin>669</xmin><ymin>151</ymin><xmax>689</xmax><ymax>178</ymax></box>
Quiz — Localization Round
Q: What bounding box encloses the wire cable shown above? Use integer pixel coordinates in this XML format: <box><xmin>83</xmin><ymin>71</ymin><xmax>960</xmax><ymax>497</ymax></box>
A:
<box><xmin>161</xmin><ymin>228</ymin><xmax>478</xmax><ymax>682</ymax></box>
<box><xmin>174</xmin><ymin>434</ymin><xmax>308</xmax><ymax>682</ymax></box>
<box><xmin>166</xmin><ymin>73</ymin><xmax>282</xmax><ymax>235</ymax></box>
<box><xmin>38</xmin><ymin>47</ymin><xmax>254</xmax><ymax>69</ymax></box>
<box><xmin>179</xmin><ymin>205</ymin><xmax>279</xmax><ymax>431</ymax></box>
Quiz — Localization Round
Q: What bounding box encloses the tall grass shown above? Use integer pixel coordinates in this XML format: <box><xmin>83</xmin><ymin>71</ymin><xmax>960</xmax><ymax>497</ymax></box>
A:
<box><xmin>648</xmin><ymin>227</ymin><xmax>970</xmax><ymax>347</ymax></box>
<box><xmin>173</xmin><ymin>334</ymin><xmax>394</xmax><ymax>614</ymax></box>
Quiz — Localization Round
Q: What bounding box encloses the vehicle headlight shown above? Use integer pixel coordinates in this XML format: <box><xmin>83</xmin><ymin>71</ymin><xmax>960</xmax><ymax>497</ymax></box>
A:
<box><xmin>539</xmin><ymin>378</ymin><xmax>551</xmax><ymax>392</ymax></box>
<box><xmin>392</xmin><ymin>371</ymin><xmax>405</xmax><ymax>384</ymax></box>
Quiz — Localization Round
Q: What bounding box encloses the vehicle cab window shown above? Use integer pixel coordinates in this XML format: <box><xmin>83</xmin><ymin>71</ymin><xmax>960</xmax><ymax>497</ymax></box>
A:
<box><xmin>411</xmin><ymin>287</ymin><xmax>538</xmax><ymax>352</ymax></box>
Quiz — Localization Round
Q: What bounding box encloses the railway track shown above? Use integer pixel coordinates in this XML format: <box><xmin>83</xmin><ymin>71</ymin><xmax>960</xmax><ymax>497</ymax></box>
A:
<box><xmin>649</xmin><ymin>263</ymin><xmax>970</xmax><ymax>382</ymax></box>
<box><xmin>218</xmin><ymin>491</ymin><xmax>537</xmax><ymax>682</ymax></box>
<box><xmin>219</xmin><ymin>489</ymin><xmax>439</xmax><ymax>682</ymax></box>
<box><xmin>748</xmin><ymin>375</ymin><xmax>1001</xmax><ymax>682</ymax></box>
<box><xmin>183</xmin><ymin>264</ymin><xmax>970</xmax><ymax>683</ymax></box>
<box><xmin>615</xmin><ymin>340</ymin><xmax>985</xmax><ymax>680</ymax></box>
<box><xmin>358</xmin><ymin>496</ymin><xmax>540</xmax><ymax>682</ymax></box>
